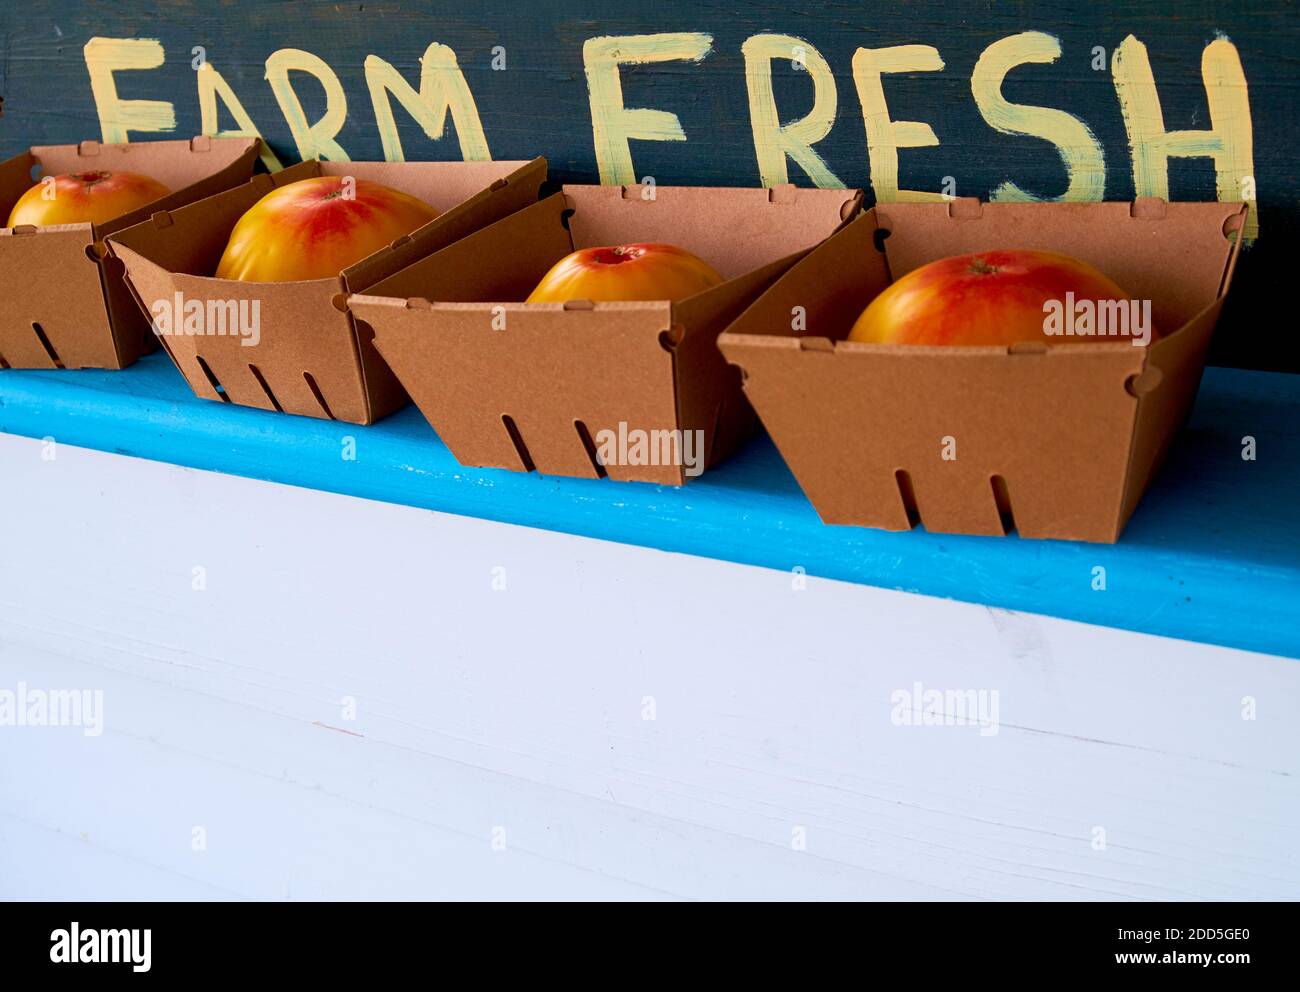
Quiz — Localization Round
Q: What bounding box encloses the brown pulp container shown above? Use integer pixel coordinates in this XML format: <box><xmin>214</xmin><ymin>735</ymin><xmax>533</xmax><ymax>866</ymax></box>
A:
<box><xmin>0</xmin><ymin>136</ymin><xmax>261</xmax><ymax>370</ymax></box>
<box><xmin>717</xmin><ymin>197</ymin><xmax>1248</xmax><ymax>543</ymax></box>
<box><xmin>349</xmin><ymin>181</ymin><xmax>862</xmax><ymax>483</ymax></box>
<box><xmin>108</xmin><ymin>157</ymin><xmax>546</xmax><ymax>425</ymax></box>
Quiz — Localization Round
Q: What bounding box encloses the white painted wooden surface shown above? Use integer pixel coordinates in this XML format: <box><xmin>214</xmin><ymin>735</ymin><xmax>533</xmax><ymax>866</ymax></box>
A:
<box><xmin>1</xmin><ymin>432</ymin><xmax>1297</xmax><ymax>901</ymax></box>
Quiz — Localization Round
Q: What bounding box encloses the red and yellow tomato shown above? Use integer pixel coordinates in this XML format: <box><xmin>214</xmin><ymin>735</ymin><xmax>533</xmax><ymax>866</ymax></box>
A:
<box><xmin>215</xmin><ymin>176</ymin><xmax>440</xmax><ymax>283</ymax></box>
<box><xmin>526</xmin><ymin>243</ymin><xmax>724</xmax><ymax>303</ymax></box>
<box><xmin>6</xmin><ymin>170</ymin><xmax>171</xmax><ymax>228</ymax></box>
<box><xmin>848</xmin><ymin>249</ymin><xmax>1135</xmax><ymax>347</ymax></box>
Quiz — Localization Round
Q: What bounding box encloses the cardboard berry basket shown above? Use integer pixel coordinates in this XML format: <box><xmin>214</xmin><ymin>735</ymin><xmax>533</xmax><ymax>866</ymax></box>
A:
<box><xmin>347</xmin><ymin>182</ymin><xmax>862</xmax><ymax>483</ymax></box>
<box><xmin>0</xmin><ymin>136</ymin><xmax>260</xmax><ymax>371</ymax></box>
<box><xmin>717</xmin><ymin>197</ymin><xmax>1248</xmax><ymax>543</ymax></box>
<box><xmin>107</xmin><ymin>157</ymin><xmax>546</xmax><ymax>425</ymax></box>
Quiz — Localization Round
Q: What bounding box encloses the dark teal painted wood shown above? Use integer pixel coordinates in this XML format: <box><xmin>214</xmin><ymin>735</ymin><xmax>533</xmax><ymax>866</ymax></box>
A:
<box><xmin>1</xmin><ymin>353</ymin><xmax>1297</xmax><ymax>658</ymax></box>
<box><xmin>0</xmin><ymin>1</ymin><xmax>1296</xmax><ymax>370</ymax></box>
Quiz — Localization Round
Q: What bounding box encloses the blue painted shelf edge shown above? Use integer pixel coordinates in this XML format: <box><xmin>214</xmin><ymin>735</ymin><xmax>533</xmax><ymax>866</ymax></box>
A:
<box><xmin>2</xmin><ymin>352</ymin><xmax>1297</xmax><ymax>659</ymax></box>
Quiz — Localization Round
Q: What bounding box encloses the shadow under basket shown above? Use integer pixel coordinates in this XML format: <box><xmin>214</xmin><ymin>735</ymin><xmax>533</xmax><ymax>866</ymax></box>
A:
<box><xmin>718</xmin><ymin>197</ymin><xmax>1248</xmax><ymax>543</ymax></box>
<box><xmin>349</xmin><ymin>182</ymin><xmax>862</xmax><ymax>484</ymax></box>
<box><xmin>0</xmin><ymin>136</ymin><xmax>261</xmax><ymax>371</ymax></box>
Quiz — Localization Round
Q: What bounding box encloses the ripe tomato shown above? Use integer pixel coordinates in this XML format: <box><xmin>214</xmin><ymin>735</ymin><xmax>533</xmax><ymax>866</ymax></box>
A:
<box><xmin>215</xmin><ymin>176</ymin><xmax>440</xmax><ymax>283</ymax></box>
<box><xmin>848</xmin><ymin>249</ymin><xmax>1137</xmax><ymax>347</ymax></box>
<box><xmin>526</xmin><ymin>243</ymin><xmax>724</xmax><ymax>303</ymax></box>
<box><xmin>6</xmin><ymin>170</ymin><xmax>171</xmax><ymax>228</ymax></box>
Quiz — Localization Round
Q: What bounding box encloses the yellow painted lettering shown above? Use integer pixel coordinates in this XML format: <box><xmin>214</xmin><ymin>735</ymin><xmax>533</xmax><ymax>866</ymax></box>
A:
<box><xmin>742</xmin><ymin>34</ymin><xmax>843</xmax><ymax>188</ymax></box>
<box><xmin>83</xmin><ymin>37</ymin><xmax>176</xmax><ymax>143</ymax></box>
<box><xmin>851</xmin><ymin>45</ymin><xmax>945</xmax><ymax>203</ymax></box>
<box><xmin>583</xmin><ymin>32</ymin><xmax>713</xmax><ymax>185</ymax></box>
<box><xmin>971</xmin><ymin>31</ymin><xmax>1106</xmax><ymax>202</ymax></box>
<box><xmin>365</xmin><ymin>44</ymin><xmax>491</xmax><ymax>162</ymax></box>
<box><xmin>1113</xmin><ymin>34</ymin><xmax>1257</xmax><ymax>239</ymax></box>
<box><xmin>197</xmin><ymin>63</ymin><xmax>284</xmax><ymax>171</ymax></box>
<box><xmin>265</xmin><ymin>48</ymin><xmax>349</xmax><ymax>161</ymax></box>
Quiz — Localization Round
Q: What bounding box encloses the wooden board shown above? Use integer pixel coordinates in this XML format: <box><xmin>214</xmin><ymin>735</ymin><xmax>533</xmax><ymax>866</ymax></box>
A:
<box><xmin>3</xmin><ymin>431</ymin><xmax>1298</xmax><ymax>901</ymax></box>
<box><xmin>2</xmin><ymin>352</ymin><xmax>1297</xmax><ymax>659</ymax></box>
<box><xmin>0</xmin><ymin>1</ymin><xmax>1295</xmax><ymax>371</ymax></box>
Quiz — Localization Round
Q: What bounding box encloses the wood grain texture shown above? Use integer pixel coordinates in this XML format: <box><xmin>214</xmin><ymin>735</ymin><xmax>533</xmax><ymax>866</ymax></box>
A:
<box><xmin>1</xmin><ymin>435</ymin><xmax>1297</xmax><ymax>900</ymax></box>
<box><xmin>0</xmin><ymin>1</ymin><xmax>1295</xmax><ymax>369</ymax></box>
